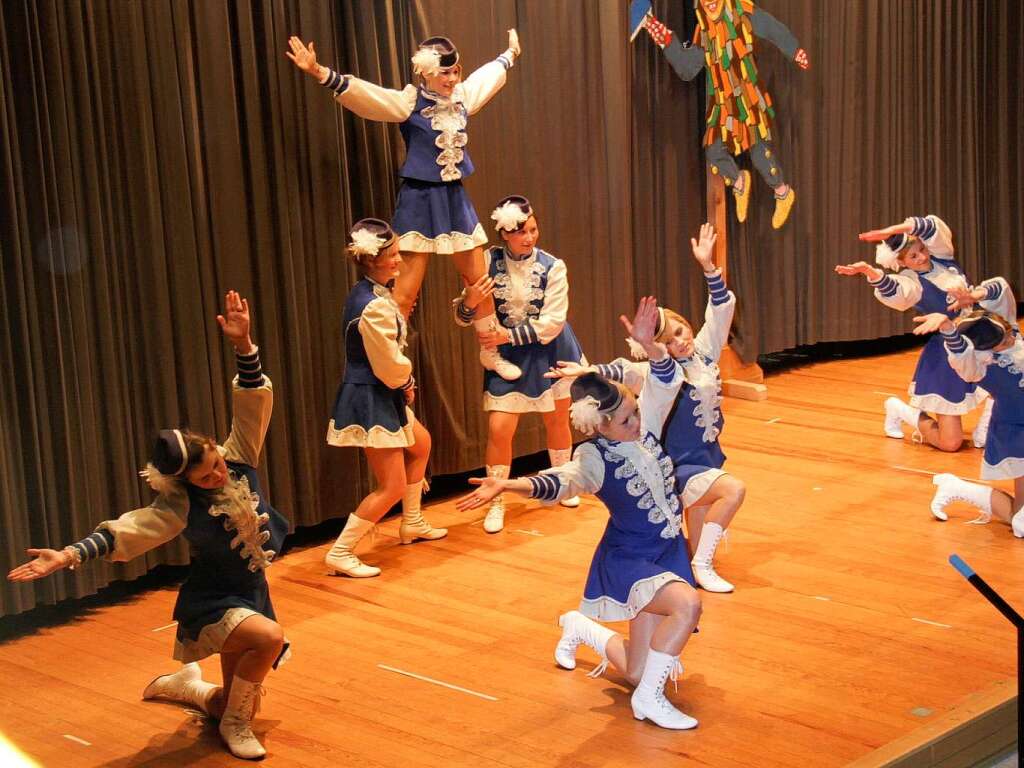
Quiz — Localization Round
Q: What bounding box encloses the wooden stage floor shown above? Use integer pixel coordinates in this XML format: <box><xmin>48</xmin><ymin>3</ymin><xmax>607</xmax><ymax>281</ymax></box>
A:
<box><xmin>1</xmin><ymin>344</ymin><xmax>1021</xmax><ymax>767</ymax></box>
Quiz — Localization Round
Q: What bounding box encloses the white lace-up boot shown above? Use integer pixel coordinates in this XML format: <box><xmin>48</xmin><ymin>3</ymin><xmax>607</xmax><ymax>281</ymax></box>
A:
<box><xmin>142</xmin><ymin>662</ymin><xmax>218</xmax><ymax>714</ymax></box>
<box><xmin>218</xmin><ymin>677</ymin><xmax>266</xmax><ymax>759</ymax></box>
<box><xmin>483</xmin><ymin>465</ymin><xmax>509</xmax><ymax>533</ymax></box>
<box><xmin>474</xmin><ymin>316</ymin><xmax>522</xmax><ymax>380</ymax></box>
<box><xmin>549</xmin><ymin>448</ymin><xmax>579</xmax><ymax>507</ymax></box>
<box><xmin>973</xmin><ymin>398</ymin><xmax>994</xmax><ymax>448</ymax></box>
<box><xmin>690</xmin><ymin>522</ymin><xmax>734</xmax><ymax>593</ymax></box>
<box><xmin>630</xmin><ymin>649</ymin><xmax>698</xmax><ymax>730</ymax></box>
<box><xmin>399</xmin><ymin>482</ymin><xmax>447</xmax><ymax>544</ymax></box>
<box><xmin>884</xmin><ymin>397</ymin><xmax>920</xmax><ymax>439</ymax></box>
<box><xmin>325</xmin><ymin>514</ymin><xmax>380</xmax><ymax>577</ymax></box>
<box><xmin>930</xmin><ymin>473</ymin><xmax>994</xmax><ymax>523</ymax></box>
<box><xmin>554</xmin><ymin>610</ymin><xmax>616</xmax><ymax>674</ymax></box>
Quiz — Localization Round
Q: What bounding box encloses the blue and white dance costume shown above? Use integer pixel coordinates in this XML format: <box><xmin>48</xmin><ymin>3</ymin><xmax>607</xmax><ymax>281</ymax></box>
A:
<box><xmin>67</xmin><ymin>349</ymin><xmax>290</xmax><ymax>663</ymax></box>
<box><xmin>327</xmin><ymin>277</ymin><xmax>416</xmax><ymax>448</ymax></box>
<box><xmin>319</xmin><ymin>51</ymin><xmax>516</xmax><ymax>254</ymax></box>
<box><xmin>595</xmin><ymin>270</ymin><xmax>734</xmax><ymax>509</ymax></box>
<box><xmin>455</xmin><ymin>246</ymin><xmax>585</xmax><ymax>412</ymax></box>
<box><xmin>527</xmin><ymin>357</ymin><xmax>694</xmax><ymax>621</ymax></box>
<box><xmin>867</xmin><ymin>215</ymin><xmax>1010</xmax><ymax>414</ymax></box>
<box><xmin>941</xmin><ymin>325</ymin><xmax>1024</xmax><ymax>480</ymax></box>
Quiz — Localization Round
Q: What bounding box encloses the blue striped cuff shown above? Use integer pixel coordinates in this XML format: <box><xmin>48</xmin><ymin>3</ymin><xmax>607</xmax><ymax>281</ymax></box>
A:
<box><xmin>911</xmin><ymin>216</ymin><xmax>937</xmax><ymax>240</ymax></box>
<box><xmin>497</xmin><ymin>53</ymin><xmax>514</xmax><ymax>70</ymax></box>
<box><xmin>528</xmin><ymin>474</ymin><xmax>561</xmax><ymax>501</ymax></box>
<box><xmin>509</xmin><ymin>323</ymin><xmax>538</xmax><ymax>346</ymax></box>
<box><xmin>649</xmin><ymin>356</ymin><xmax>677</xmax><ymax>384</ymax></box>
<box><xmin>72</xmin><ymin>529</ymin><xmax>115</xmax><ymax>563</ymax></box>
<box><xmin>984</xmin><ymin>282</ymin><xmax>1003</xmax><ymax>301</ymax></box>
<box><xmin>236</xmin><ymin>348</ymin><xmax>263</xmax><ymax>388</ymax></box>
<box><xmin>596</xmin><ymin>362</ymin><xmax>625</xmax><ymax>382</ymax></box>
<box><xmin>705</xmin><ymin>271</ymin><xmax>729</xmax><ymax>305</ymax></box>
<box><xmin>322</xmin><ymin>68</ymin><xmax>350</xmax><ymax>95</ymax></box>
<box><xmin>941</xmin><ymin>328</ymin><xmax>968</xmax><ymax>353</ymax></box>
<box><xmin>870</xmin><ymin>274</ymin><xmax>899</xmax><ymax>298</ymax></box>
<box><xmin>401</xmin><ymin>376</ymin><xmax>416</xmax><ymax>391</ymax></box>
<box><xmin>456</xmin><ymin>300</ymin><xmax>475</xmax><ymax>324</ymax></box>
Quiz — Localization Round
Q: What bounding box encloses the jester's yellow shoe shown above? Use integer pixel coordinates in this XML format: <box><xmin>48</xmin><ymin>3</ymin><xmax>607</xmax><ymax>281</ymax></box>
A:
<box><xmin>733</xmin><ymin>170</ymin><xmax>751</xmax><ymax>223</ymax></box>
<box><xmin>772</xmin><ymin>187</ymin><xmax>796</xmax><ymax>229</ymax></box>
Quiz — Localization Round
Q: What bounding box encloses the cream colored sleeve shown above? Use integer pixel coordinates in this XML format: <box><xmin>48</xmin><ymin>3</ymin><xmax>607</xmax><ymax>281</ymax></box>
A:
<box><xmin>358</xmin><ymin>298</ymin><xmax>413</xmax><ymax>389</ymax></box>
<box><xmin>337</xmin><ymin>78</ymin><xmax>417</xmax><ymax>122</ymax></box>
<box><xmin>95</xmin><ymin>492</ymin><xmax>189</xmax><ymax>562</ymax></box>
<box><xmin>222</xmin><ymin>377</ymin><xmax>274</xmax><ymax>467</ymax></box>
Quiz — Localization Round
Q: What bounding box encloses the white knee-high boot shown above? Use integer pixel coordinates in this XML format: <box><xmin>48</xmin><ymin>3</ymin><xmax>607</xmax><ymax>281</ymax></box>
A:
<box><xmin>325</xmin><ymin>514</ymin><xmax>381</xmax><ymax>577</ymax></box>
<box><xmin>884</xmin><ymin>397</ymin><xmax>921</xmax><ymax>439</ymax></box>
<box><xmin>930</xmin><ymin>474</ymin><xmax>994</xmax><ymax>523</ymax></box>
<box><xmin>142</xmin><ymin>662</ymin><xmax>218</xmax><ymax>714</ymax></box>
<box><xmin>549</xmin><ymin>448</ymin><xmax>579</xmax><ymax>507</ymax></box>
<box><xmin>483</xmin><ymin>465</ymin><xmax>509</xmax><ymax>533</ymax></box>
<box><xmin>399</xmin><ymin>481</ymin><xmax>447</xmax><ymax>544</ymax></box>
<box><xmin>554</xmin><ymin>610</ymin><xmax>616</xmax><ymax>675</ymax></box>
<box><xmin>630</xmin><ymin>649</ymin><xmax>698</xmax><ymax>730</ymax></box>
<box><xmin>690</xmin><ymin>522</ymin><xmax>734</xmax><ymax>593</ymax></box>
<box><xmin>474</xmin><ymin>316</ymin><xmax>522</xmax><ymax>381</ymax></box>
<box><xmin>218</xmin><ymin>677</ymin><xmax>266</xmax><ymax>759</ymax></box>
<box><xmin>973</xmin><ymin>398</ymin><xmax>994</xmax><ymax>448</ymax></box>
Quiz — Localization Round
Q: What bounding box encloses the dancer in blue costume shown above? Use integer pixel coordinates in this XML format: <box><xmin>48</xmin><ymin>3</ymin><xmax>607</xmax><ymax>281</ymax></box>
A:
<box><xmin>836</xmin><ymin>214</ymin><xmax>1012</xmax><ymax>451</ymax></box>
<box><xmin>8</xmin><ymin>291</ymin><xmax>287</xmax><ymax>760</ymax></box>
<box><xmin>452</xmin><ymin>195</ymin><xmax>586</xmax><ymax>532</ymax></box>
<box><xmin>913</xmin><ymin>310</ymin><xmax>1024</xmax><ymax>535</ymax></box>
<box><xmin>324</xmin><ymin>219</ymin><xmax>444</xmax><ymax>578</ymax></box>
<box><xmin>457</xmin><ymin>297</ymin><xmax>703</xmax><ymax>731</ymax></box>
<box><xmin>548</xmin><ymin>224</ymin><xmax>744</xmax><ymax>593</ymax></box>
<box><xmin>287</xmin><ymin>31</ymin><xmax>523</xmax><ymax>381</ymax></box>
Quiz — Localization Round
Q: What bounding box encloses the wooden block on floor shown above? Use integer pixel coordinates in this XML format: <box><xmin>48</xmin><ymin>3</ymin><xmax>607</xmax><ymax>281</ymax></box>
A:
<box><xmin>722</xmin><ymin>378</ymin><xmax>768</xmax><ymax>401</ymax></box>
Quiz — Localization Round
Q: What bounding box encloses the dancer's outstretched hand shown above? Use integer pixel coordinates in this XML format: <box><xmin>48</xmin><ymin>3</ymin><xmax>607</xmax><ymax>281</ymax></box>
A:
<box><xmin>544</xmin><ymin>361</ymin><xmax>595</xmax><ymax>380</ymax></box>
<box><xmin>691</xmin><ymin>223</ymin><xmax>718</xmax><ymax>271</ymax></box>
<box><xmin>507</xmin><ymin>29</ymin><xmax>521</xmax><ymax>58</ymax></box>
<box><xmin>217</xmin><ymin>290</ymin><xmax>253</xmax><ymax>353</ymax></box>
<box><xmin>858</xmin><ymin>220</ymin><xmax>912</xmax><ymax>242</ymax></box>
<box><xmin>913</xmin><ymin>313</ymin><xmax>954</xmax><ymax>336</ymax></box>
<box><xmin>456</xmin><ymin>476</ymin><xmax>505</xmax><ymax>512</ymax></box>
<box><xmin>834</xmin><ymin>262</ymin><xmax>883</xmax><ymax>281</ymax></box>
<box><xmin>287</xmin><ymin>36</ymin><xmax>322</xmax><ymax>78</ymax></box>
<box><xmin>620</xmin><ymin>296</ymin><xmax>666</xmax><ymax>362</ymax></box>
<box><xmin>7</xmin><ymin>548</ymin><xmax>68</xmax><ymax>582</ymax></box>
<box><xmin>947</xmin><ymin>286</ymin><xmax>985</xmax><ymax>312</ymax></box>
<box><xmin>794</xmin><ymin>48</ymin><xmax>810</xmax><ymax>70</ymax></box>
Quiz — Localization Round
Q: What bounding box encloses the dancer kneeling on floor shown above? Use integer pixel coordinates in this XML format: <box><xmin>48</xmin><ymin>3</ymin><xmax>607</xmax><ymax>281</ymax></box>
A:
<box><xmin>914</xmin><ymin>310</ymin><xmax>1024</xmax><ymax>534</ymax></box>
<box><xmin>547</xmin><ymin>224</ymin><xmax>742</xmax><ymax>593</ymax></box>
<box><xmin>325</xmin><ymin>219</ymin><xmax>444</xmax><ymax>578</ymax></box>
<box><xmin>452</xmin><ymin>194</ymin><xmax>586</xmax><ymax>533</ymax></box>
<box><xmin>8</xmin><ymin>291</ymin><xmax>288</xmax><ymax>760</ymax></box>
<box><xmin>457</xmin><ymin>297</ymin><xmax>702</xmax><ymax>730</ymax></box>
<box><xmin>837</xmin><ymin>214</ymin><xmax>1012</xmax><ymax>451</ymax></box>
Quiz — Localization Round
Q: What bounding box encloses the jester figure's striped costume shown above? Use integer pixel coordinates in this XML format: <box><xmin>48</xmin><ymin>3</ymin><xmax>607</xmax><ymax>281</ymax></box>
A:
<box><xmin>642</xmin><ymin>0</ymin><xmax>803</xmax><ymax>226</ymax></box>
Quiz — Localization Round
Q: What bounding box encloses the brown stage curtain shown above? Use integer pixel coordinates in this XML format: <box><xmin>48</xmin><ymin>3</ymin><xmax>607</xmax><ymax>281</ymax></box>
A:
<box><xmin>2</xmin><ymin>0</ymin><xmax>1022</xmax><ymax>617</ymax></box>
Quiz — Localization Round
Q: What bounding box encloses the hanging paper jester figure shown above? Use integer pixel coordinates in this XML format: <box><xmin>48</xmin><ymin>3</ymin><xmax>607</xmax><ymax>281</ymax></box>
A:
<box><xmin>632</xmin><ymin>0</ymin><xmax>809</xmax><ymax>229</ymax></box>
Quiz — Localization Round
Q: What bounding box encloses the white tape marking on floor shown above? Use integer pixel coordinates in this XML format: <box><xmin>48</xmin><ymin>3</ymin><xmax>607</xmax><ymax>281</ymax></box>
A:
<box><xmin>891</xmin><ymin>465</ymin><xmax>938</xmax><ymax>477</ymax></box>
<box><xmin>62</xmin><ymin>735</ymin><xmax>91</xmax><ymax>747</ymax></box>
<box><xmin>766</xmin><ymin>417</ymin><xmax>782</xmax><ymax>424</ymax></box>
<box><xmin>812</xmin><ymin>487</ymin><xmax>823</xmax><ymax>491</ymax></box>
<box><xmin>377</xmin><ymin>664</ymin><xmax>499</xmax><ymax>701</ymax></box>
<box><xmin>912</xmin><ymin>618</ymin><xmax>952</xmax><ymax>629</ymax></box>
<box><xmin>513</xmin><ymin>529</ymin><xmax>543</xmax><ymax>537</ymax></box>
<box><xmin>151</xmin><ymin>622</ymin><xmax>178</xmax><ymax>632</ymax></box>
<box><xmin>812</xmin><ymin>596</ymin><xmax>831</xmax><ymax>601</ymax></box>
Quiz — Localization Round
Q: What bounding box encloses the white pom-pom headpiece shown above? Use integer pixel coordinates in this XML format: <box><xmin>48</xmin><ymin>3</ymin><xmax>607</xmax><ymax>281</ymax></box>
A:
<box><xmin>411</xmin><ymin>47</ymin><xmax>442</xmax><ymax>77</ymax></box>
<box><xmin>350</xmin><ymin>228</ymin><xmax>386</xmax><ymax>258</ymax></box>
<box><xmin>569</xmin><ymin>395</ymin><xmax>605</xmax><ymax>435</ymax></box>
<box><xmin>140</xmin><ymin>463</ymin><xmax>182</xmax><ymax>495</ymax></box>
<box><xmin>875</xmin><ymin>233</ymin><xmax>915</xmax><ymax>271</ymax></box>
<box><xmin>490</xmin><ymin>194</ymin><xmax>533</xmax><ymax>233</ymax></box>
